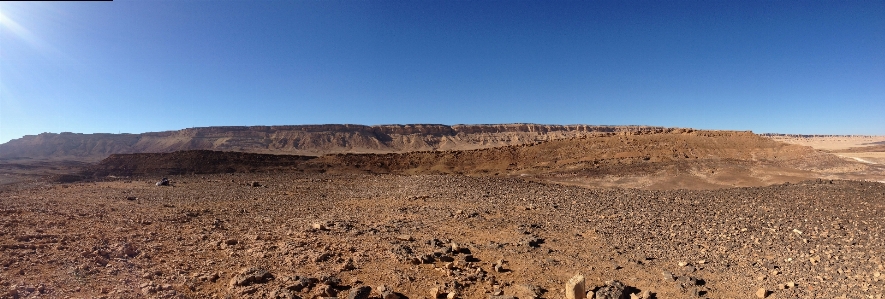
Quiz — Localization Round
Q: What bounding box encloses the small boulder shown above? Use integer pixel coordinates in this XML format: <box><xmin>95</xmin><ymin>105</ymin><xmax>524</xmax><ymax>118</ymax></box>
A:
<box><xmin>595</xmin><ymin>280</ymin><xmax>626</xmax><ymax>299</ymax></box>
<box><xmin>229</xmin><ymin>267</ymin><xmax>274</xmax><ymax>288</ymax></box>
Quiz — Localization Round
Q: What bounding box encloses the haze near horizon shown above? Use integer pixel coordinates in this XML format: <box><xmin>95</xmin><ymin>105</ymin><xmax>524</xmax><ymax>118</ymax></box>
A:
<box><xmin>1</xmin><ymin>1</ymin><xmax>883</xmax><ymax>143</ymax></box>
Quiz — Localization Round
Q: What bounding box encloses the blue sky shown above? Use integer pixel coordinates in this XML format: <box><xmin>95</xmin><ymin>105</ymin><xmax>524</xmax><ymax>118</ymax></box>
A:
<box><xmin>1</xmin><ymin>1</ymin><xmax>883</xmax><ymax>143</ymax></box>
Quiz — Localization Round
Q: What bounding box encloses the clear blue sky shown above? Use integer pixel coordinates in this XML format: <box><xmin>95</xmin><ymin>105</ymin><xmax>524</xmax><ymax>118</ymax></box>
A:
<box><xmin>1</xmin><ymin>1</ymin><xmax>883</xmax><ymax>143</ymax></box>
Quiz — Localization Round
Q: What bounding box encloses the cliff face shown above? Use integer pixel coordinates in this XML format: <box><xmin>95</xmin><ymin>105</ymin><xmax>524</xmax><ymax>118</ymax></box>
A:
<box><xmin>0</xmin><ymin>124</ymin><xmax>674</xmax><ymax>161</ymax></box>
<box><xmin>86</xmin><ymin>130</ymin><xmax>863</xmax><ymax>185</ymax></box>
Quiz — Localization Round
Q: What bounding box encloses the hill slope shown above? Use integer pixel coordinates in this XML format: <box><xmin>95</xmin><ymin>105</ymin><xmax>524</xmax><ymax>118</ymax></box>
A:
<box><xmin>87</xmin><ymin>129</ymin><xmax>881</xmax><ymax>189</ymax></box>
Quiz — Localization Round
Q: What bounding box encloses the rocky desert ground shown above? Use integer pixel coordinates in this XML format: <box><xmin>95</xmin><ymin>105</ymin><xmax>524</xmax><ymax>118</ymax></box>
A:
<box><xmin>1</xmin><ymin>126</ymin><xmax>884</xmax><ymax>299</ymax></box>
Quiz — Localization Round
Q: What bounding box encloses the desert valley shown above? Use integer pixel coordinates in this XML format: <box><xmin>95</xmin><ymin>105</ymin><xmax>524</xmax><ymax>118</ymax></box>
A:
<box><xmin>0</xmin><ymin>124</ymin><xmax>884</xmax><ymax>299</ymax></box>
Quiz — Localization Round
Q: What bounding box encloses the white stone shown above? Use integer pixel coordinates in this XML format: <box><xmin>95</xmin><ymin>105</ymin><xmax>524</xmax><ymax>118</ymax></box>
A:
<box><xmin>565</xmin><ymin>274</ymin><xmax>585</xmax><ymax>299</ymax></box>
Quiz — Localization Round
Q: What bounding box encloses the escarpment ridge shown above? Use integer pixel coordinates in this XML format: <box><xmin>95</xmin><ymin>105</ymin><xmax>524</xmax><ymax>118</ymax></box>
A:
<box><xmin>0</xmin><ymin>124</ymin><xmax>676</xmax><ymax>161</ymax></box>
<box><xmin>86</xmin><ymin>129</ymin><xmax>882</xmax><ymax>189</ymax></box>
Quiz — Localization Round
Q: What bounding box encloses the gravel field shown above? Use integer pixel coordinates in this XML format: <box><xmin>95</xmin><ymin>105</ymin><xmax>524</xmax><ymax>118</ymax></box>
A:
<box><xmin>1</xmin><ymin>173</ymin><xmax>883</xmax><ymax>299</ymax></box>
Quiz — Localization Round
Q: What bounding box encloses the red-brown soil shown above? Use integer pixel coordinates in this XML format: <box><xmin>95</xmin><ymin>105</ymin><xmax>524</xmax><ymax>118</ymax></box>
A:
<box><xmin>2</xmin><ymin>128</ymin><xmax>885</xmax><ymax>299</ymax></box>
<box><xmin>1</xmin><ymin>174</ymin><xmax>883</xmax><ymax>298</ymax></box>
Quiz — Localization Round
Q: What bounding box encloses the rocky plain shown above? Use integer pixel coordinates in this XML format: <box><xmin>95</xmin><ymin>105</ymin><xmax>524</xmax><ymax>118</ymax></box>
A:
<box><xmin>1</xmin><ymin>125</ymin><xmax>884</xmax><ymax>299</ymax></box>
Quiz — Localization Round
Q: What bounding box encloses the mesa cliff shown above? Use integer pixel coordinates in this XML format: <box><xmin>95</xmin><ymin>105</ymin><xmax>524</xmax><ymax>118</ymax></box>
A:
<box><xmin>86</xmin><ymin>129</ymin><xmax>881</xmax><ymax>189</ymax></box>
<box><xmin>0</xmin><ymin>124</ymin><xmax>670</xmax><ymax>161</ymax></box>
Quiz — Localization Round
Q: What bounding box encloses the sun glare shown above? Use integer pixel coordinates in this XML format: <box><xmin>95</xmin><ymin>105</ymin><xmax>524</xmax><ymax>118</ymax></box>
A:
<box><xmin>0</xmin><ymin>3</ymin><xmax>58</xmax><ymax>55</ymax></box>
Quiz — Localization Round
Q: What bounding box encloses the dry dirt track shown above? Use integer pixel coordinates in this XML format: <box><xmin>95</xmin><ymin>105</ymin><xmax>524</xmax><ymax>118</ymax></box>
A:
<box><xmin>1</xmin><ymin>173</ymin><xmax>884</xmax><ymax>299</ymax></box>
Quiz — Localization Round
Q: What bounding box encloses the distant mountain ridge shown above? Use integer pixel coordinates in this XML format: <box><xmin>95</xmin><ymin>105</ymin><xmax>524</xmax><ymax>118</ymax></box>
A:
<box><xmin>0</xmin><ymin>124</ymin><xmax>676</xmax><ymax>161</ymax></box>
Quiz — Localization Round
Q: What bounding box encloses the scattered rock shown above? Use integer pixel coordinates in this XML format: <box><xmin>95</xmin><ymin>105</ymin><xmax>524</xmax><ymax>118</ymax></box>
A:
<box><xmin>339</xmin><ymin>257</ymin><xmax>356</xmax><ymax>271</ymax></box>
<box><xmin>677</xmin><ymin>276</ymin><xmax>698</xmax><ymax>287</ymax></box>
<box><xmin>595</xmin><ymin>280</ymin><xmax>626</xmax><ymax>299</ymax></box>
<box><xmin>156</xmin><ymin>178</ymin><xmax>170</xmax><ymax>186</ymax></box>
<box><xmin>376</xmin><ymin>285</ymin><xmax>403</xmax><ymax>299</ymax></box>
<box><xmin>419</xmin><ymin>253</ymin><xmax>435</xmax><ymax>264</ymax></box>
<box><xmin>286</xmin><ymin>276</ymin><xmax>317</xmax><ymax>291</ymax></box>
<box><xmin>348</xmin><ymin>286</ymin><xmax>371</xmax><ymax>299</ymax></box>
<box><xmin>451</xmin><ymin>242</ymin><xmax>462</xmax><ymax>253</ymax></box>
<box><xmin>269</xmin><ymin>288</ymin><xmax>299</xmax><ymax>299</ymax></box>
<box><xmin>519</xmin><ymin>235</ymin><xmax>543</xmax><ymax>248</ymax></box>
<box><xmin>229</xmin><ymin>267</ymin><xmax>274</xmax><ymax>288</ymax></box>
<box><xmin>314</xmin><ymin>251</ymin><xmax>333</xmax><ymax>262</ymax></box>
<box><xmin>313</xmin><ymin>284</ymin><xmax>337</xmax><ymax>297</ymax></box>
<box><xmin>505</xmin><ymin>284</ymin><xmax>542</xmax><ymax>299</ymax></box>
<box><xmin>459</xmin><ymin>254</ymin><xmax>475</xmax><ymax>264</ymax></box>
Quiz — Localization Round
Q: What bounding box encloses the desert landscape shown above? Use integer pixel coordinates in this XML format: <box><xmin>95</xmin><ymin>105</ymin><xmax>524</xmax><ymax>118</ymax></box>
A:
<box><xmin>1</xmin><ymin>125</ymin><xmax>884</xmax><ymax>299</ymax></box>
<box><xmin>3</xmin><ymin>0</ymin><xmax>882</xmax><ymax>298</ymax></box>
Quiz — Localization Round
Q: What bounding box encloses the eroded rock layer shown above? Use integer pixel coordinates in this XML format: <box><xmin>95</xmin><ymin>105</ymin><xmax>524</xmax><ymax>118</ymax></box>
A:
<box><xmin>85</xmin><ymin>130</ymin><xmax>882</xmax><ymax>189</ymax></box>
<box><xmin>0</xmin><ymin>124</ymin><xmax>670</xmax><ymax>161</ymax></box>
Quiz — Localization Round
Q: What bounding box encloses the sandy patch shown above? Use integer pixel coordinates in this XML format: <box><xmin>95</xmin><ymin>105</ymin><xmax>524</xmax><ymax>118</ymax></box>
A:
<box><xmin>767</xmin><ymin>135</ymin><xmax>885</xmax><ymax>150</ymax></box>
<box><xmin>835</xmin><ymin>152</ymin><xmax>885</xmax><ymax>165</ymax></box>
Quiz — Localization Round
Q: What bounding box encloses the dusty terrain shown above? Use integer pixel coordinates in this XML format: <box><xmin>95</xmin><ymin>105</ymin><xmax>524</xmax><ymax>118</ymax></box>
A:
<box><xmin>765</xmin><ymin>135</ymin><xmax>885</xmax><ymax>173</ymax></box>
<box><xmin>2</xmin><ymin>127</ymin><xmax>885</xmax><ymax>299</ymax></box>
<box><xmin>765</xmin><ymin>135</ymin><xmax>885</xmax><ymax>151</ymax></box>
<box><xmin>1</xmin><ymin>174</ymin><xmax>884</xmax><ymax>299</ymax></box>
